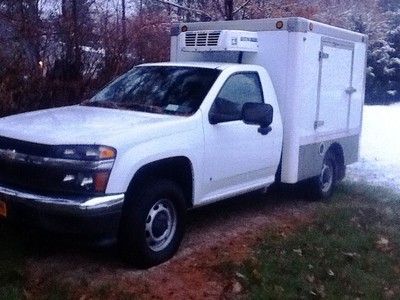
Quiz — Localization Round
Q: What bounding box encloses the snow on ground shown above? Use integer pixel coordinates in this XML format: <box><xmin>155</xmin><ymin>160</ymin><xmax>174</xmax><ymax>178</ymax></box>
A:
<box><xmin>347</xmin><ymin>103</ymin><xmax>400</xmax><ymax>191</ymax></box>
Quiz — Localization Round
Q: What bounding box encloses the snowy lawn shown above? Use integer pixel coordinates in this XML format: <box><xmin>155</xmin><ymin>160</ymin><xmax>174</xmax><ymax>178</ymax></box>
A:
<box><xmin>347</xmin><ymin>103</ymin><xmax>400</xmax><ymax>191</ymax></box>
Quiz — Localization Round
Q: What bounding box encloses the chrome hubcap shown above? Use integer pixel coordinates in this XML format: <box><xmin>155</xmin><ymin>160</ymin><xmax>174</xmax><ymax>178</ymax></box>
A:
<box><xmin>145</xmin><ymin>199</ymin><xmax>177</xmax><ymax>252</ymax></box>
<box><xmin>320</xmin><ymin>163</ymin><xmax>333</xmax><ymax>193</ymax></box>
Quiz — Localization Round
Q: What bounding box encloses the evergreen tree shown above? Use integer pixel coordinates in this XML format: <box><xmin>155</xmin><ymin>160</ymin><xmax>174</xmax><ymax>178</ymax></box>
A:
<box><xmin>366</xmin><ymin>3</ymin><xmax>400</xmax><ymax>103</ymax></box>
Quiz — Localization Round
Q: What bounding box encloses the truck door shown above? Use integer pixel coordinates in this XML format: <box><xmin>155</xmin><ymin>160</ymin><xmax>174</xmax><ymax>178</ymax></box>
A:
<box><xmin>315</xmin><ymin>38</ymin><xmax>355</xmax><ymax>134</ymax></box>
<box><xmin>201</xmin><ymin>71</ymin><xmax>278</xmax><ymax>202</ymax></box>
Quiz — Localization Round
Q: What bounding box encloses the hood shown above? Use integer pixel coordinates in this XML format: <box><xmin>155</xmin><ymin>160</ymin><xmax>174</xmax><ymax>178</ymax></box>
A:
<box><xmin>0</xmin><ymin>105</ymin><xmax>192</xmax><ymax>147</ymax></box>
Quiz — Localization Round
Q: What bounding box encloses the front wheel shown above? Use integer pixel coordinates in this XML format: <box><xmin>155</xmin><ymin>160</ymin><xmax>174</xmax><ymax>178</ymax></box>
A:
<box><xmin>309</xmin><ymin>151</ymin><xmax>336</xmax><ymax>200</ymax></box>
<box><xmin>118</xmin><ymin>179</ymin><xmax>186</xmax><ymax>268</ymax></box>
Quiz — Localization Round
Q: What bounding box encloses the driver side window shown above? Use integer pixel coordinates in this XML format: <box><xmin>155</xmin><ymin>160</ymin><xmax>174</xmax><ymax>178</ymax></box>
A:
<box><xmin>211</xmin><ymin>72</ymin><xmax>264</xmax><ymax>121</ymax></box>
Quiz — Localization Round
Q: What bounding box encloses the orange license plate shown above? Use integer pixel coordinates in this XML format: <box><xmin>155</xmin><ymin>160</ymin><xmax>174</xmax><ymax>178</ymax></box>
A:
<box><xmin>0</xmin><ymin>200</ymin><xmax>6</xmax><ymax>218</ymax></box>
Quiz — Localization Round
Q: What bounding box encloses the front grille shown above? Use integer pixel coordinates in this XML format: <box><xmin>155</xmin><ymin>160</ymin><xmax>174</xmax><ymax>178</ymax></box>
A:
<box><xmin>0</xmin><ymin>136</ymin><xmax>55</xmax><ymax>157</ymax></box>
<box><xmin>185</xmin><ymin>31</ymin><xmax>221</xmax><ymax>47</ymax></box>
<box><xmin>0</xmin><ymin>136</ymin><xmax>96</xmax><ymax>197</ymax></box>
<box><xmin>0</xmin><ymin>158</ymin><xmax>67</xmax><ymax>195</ymax></box>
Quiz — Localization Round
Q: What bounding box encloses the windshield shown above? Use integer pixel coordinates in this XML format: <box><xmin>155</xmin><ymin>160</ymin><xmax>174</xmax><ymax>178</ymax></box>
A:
<box><xmin>84</xmin><ymin>66</ymin><xmax>221</xmax><ymax>116</ymax></box>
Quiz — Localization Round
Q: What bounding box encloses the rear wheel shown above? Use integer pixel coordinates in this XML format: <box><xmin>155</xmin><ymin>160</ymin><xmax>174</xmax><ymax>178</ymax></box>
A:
<box><xmin>118</xmin><ymin>179</ymin><xmax>186</xmax><ymax>268</ymax></box>
<box><xmin>310</xmin><ymin>151</ymin><xmax>336</xmax><ymax>200</ymax></box>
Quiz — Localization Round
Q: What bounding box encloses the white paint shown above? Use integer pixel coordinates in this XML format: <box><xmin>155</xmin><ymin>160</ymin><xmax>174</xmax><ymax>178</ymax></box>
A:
<box><xmin>317</xmin><ymin>46</ymin><xmax>353</xmax><ymax>134</ymax></box>
<box><xmin>199</xmin><ymin>65</ymin><xmax>283</xmax><ymax>203</ymax></box>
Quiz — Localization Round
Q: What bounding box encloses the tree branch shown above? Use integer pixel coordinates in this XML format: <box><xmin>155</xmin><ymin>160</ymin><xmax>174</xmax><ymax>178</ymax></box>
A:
<box><xmin>155</xmin><ymin>0</ymin><xmax>212</xmax><ymax>19</ymax></box>
<box><xmin>233</xmin><ymin>0</ymin><xmax>251</xmax><ymax>15</ymax></box>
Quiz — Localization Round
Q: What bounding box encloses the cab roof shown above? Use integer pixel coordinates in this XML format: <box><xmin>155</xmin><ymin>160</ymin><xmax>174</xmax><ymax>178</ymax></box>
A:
<box><xmin>138</xmin><ymin>61</ymin><xmax>243</xmax><ymax>70</ymax></box>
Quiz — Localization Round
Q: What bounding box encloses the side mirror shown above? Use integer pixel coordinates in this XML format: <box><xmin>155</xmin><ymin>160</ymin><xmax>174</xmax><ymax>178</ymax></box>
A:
<box><xmin>242</xmin><ymin>102</ymin><xmax>273</xmax><ymax>128</ymax></box>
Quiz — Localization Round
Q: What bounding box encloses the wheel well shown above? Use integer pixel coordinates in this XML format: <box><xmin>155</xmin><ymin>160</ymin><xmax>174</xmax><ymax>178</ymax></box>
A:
<box><xmin>328</xmin><ymin>143</ymin><xmax>345</xmax><ymax>181</ymax></box>
<box><xmin>126</xmin><ymin>157</ymin><xmax>194</xmax><ymax>208</ymax></box>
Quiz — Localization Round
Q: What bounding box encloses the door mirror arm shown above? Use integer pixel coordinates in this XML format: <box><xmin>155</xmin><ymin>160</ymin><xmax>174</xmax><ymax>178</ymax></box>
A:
<box><xmin>209</xmin><ymin>111</ymin><xmax>239</xmax><ymax>124</ymax></box>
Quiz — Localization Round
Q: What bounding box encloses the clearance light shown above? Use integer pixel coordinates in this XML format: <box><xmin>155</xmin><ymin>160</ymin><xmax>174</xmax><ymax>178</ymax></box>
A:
<box><xmin>276</xmin><ymin>21</ymin><xmax>284</xmax><ymax>30</ymax></box>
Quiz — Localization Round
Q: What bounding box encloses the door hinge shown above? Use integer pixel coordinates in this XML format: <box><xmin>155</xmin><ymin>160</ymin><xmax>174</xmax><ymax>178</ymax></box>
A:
<box><xmin>319</xmin><ymin>51</ymin><xmax>329</xmax><ymax>61</ymax></box>
<box><xmin>314</xmin><ymin>120</ymin><xmax>325</xmax><ymax>129</ymax></box>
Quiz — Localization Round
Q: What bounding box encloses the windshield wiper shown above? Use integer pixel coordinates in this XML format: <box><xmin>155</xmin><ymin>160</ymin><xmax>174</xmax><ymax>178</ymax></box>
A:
<box><xmin>117</xmin><ymin>102</ymin><xmax>164</xmax><ymax>114</ymax></box>
<box><xmin>80</xmin><ymin>100</ymin><xmax>120</xmax><ymax>109</ymax></box>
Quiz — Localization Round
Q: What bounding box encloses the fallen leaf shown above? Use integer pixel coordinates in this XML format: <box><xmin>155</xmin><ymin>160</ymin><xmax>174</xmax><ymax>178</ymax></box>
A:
<box><xmin>376</xmin><ymin>237</ymin><xmax>389</xmax><ymax>246</ymax></box>
<box><xmin>318</xmin><ymin>285</ymin><xmax>327</xmax><ymax>298</ymax></box>
<box><xmin>252</xmin><ymin>269</ymin><xmax>262</xmax><ymax>281</ymax></box>
<box><xmin>324</xmin><ymin>224</ymin><xmax>333</xmax><ymax>233</ymax></box>
<box><xmin>235</xmin><ymin>272</ymin><xmax>246</xmax><ymax>280</ymax></box>
<box><xmin>293</xmin><ymin>248</ymin><xmax>303</xmax><ymax>256</ymax></box>
<box><xmin>384</xmin><ymin>288</ymin><xmax>395</xmax><ymax>298</ymax></box>
<box><xmin>342</xmin><ymin>252</ymin><xmax>361</xmax><ymax>259</ymax></box>
<box><xmin>309</xmin><ymin>290</ymin><xmax>317</xmax><ymax>296</ymax></box>
<box><xmin>306</xmin><ymin>274</ymin><xmax>315</xmax><ymax>283</ymax></box>
<box><xmin>232</xmin><ymin>281</ymin><xmax>243</xmax><ymax>294</ymax></box>
<box><xmin>393</xmin><ymin>265</ymin><xmax>400</xmax><ymax>274</ymax></box>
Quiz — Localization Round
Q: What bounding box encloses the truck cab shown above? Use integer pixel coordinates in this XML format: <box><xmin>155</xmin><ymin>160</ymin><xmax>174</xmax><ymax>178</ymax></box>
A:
<box><xmin>0</xmin><ymin>61</ymin><xmax>282</xmax><ymax>267</ymax></box>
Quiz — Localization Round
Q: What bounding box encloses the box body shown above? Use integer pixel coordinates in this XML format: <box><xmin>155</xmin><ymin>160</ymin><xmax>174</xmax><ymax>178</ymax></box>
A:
<box><xmin>171</xmin><ymin>18</ymin><xmax>367</xmax><ymax>184</ymax></box>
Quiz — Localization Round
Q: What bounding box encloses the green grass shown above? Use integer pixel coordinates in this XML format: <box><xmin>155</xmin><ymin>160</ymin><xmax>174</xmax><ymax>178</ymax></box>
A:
<box><xmin>235</xmin><ymin>183</ymin><xmax>400</xmax><ymax>299</ymax></box>
<box><xmin>0</xmin><ymin>226</ymin><xmax>26</xmax><ymax>300</ymax></box>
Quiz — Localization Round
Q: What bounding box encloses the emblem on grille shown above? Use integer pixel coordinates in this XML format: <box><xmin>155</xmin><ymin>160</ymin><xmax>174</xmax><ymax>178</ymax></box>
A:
<box><xmin>0</xmin><ymin>149</ymin><xmax>17</xmax><ymax>161</ymax></box>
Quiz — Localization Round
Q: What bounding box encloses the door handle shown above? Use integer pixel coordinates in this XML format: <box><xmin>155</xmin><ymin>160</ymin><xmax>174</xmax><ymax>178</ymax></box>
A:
<box><xmin>314</xmin><ymin>120</ymin><xmax>324</xmax><ymax>129</ymax></box>
<box><xmin>258</xmin><ymin>126</ymin><xmax>272</xmax><ymax>135</ymax></box>
<box><xmin>345</xmin><ymin>87</ymin><xmax>357</xmax><ymax>95</ymax></box>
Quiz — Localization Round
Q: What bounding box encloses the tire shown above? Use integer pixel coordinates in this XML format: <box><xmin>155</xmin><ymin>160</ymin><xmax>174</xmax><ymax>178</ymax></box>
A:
<box><xmin>309</xmin><ymin>151</ymin><xmax>336</xmax><ymax>200</ymax></box>
<box><xmin>118</xmin><ymin>179</ymin><xmax>186</xmax><ymax>268</ymax></box>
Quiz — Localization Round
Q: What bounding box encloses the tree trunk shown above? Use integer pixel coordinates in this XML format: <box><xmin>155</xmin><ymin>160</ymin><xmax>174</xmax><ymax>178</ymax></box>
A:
<box><xmin>224</xmin><ymin>0</ymin><xmax>233</xmax><ymax>20</ymax></box>
<box><xmin>121</xmin><ymin>0</ymin><xmax>127</xmax><ymax>55</ymax></box>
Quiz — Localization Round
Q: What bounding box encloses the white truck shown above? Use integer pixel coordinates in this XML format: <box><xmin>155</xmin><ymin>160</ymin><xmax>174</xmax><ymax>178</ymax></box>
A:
<box><xmin>0</xmin><ymin>17</ymin><xmax>366</xmax><ymax>267</ymax></box>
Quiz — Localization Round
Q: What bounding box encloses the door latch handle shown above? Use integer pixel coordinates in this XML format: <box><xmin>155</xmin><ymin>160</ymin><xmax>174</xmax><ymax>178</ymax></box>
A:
<box><xmin>314</xmin><ymin>120</ymin><xmax>324</xmax><ymax>129</ymax></box>
<box><xmin>319</xmin><ymin>51</ymin><xmax>329</xmax><ymax>60</ymax></box>
<box><xmin>345</xmin><ymin>87</ymin><xmax>357</xmax><ymax>95</ymax></box>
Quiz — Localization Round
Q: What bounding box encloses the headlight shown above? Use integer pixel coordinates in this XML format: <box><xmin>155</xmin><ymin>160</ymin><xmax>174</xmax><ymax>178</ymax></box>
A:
<box><xmin>55</xmin><ymin>145</ymin><xmax>116</xmax><ymax>161</ymax></box>
<box><xmin>53</xmin><ymin>145</ymin><xmax>117</xmax><ymax>194</ymax></box>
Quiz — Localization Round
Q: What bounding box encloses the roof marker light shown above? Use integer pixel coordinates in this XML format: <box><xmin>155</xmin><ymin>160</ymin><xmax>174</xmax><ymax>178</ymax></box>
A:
<box><xmin>276</xmin><ymin>21</ymin><xmax>284</xmax><ymax>30</ymax></box>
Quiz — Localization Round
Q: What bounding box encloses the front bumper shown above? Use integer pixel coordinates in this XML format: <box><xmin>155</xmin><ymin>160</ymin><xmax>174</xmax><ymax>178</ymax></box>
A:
<box><xmin>0</xmin><ymin>184</ymin><xmax>125</xmax><ymax>240</ymax></box>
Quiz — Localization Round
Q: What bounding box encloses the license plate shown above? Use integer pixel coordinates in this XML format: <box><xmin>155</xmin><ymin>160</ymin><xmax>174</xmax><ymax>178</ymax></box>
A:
<box><xmin>0</xmin><ymin>200</ymin><xmax>6</xmax><ymax>218</ymax></box>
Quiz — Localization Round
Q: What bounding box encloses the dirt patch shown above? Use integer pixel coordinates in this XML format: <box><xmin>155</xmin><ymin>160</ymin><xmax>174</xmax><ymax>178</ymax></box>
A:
<box><xmin>24</xmin><ymin>191</ymin><xmax>318</xmax><ymax>299</ymax></box>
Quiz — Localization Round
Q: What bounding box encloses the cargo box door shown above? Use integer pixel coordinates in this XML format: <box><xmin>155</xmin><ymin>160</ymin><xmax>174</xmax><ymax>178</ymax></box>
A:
<box><xmin>315</xmin><ymin>38</ymin><xmax>355</xmax><ymax>135</ymax></box>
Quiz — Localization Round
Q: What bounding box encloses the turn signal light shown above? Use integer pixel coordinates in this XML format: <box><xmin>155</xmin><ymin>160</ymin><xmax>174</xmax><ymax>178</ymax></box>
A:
<box><xmin>99</xmin><ymin>146</ymin><xmax>116</xmax><ymax>159</ymax></box>
<box><xmin>94</xmin><ymin>172</ymin><xmax>111</xmax><ymax>193</ymax></box>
